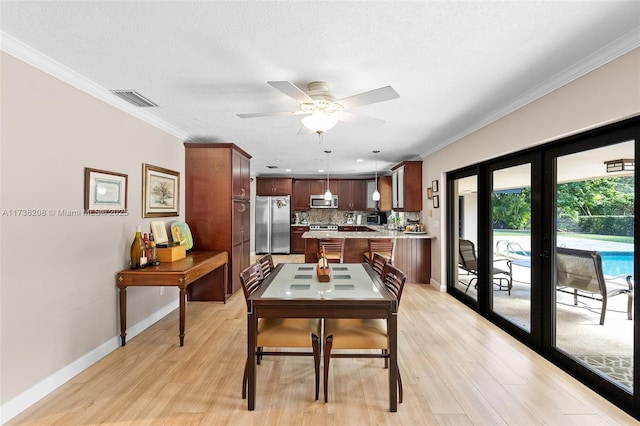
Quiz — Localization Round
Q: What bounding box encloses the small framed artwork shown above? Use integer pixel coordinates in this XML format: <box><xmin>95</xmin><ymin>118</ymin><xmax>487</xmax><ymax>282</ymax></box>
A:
<box><xmin>143</xmin><ymin>163</ymin><xmax>180</xmax><ymax>218</ymax></box>
<box><xmin>150</xmin><ymin>220</ymin><xmax>169</xmax><ymax>244</ymax></box>
<box><xmin>432</xmin><ymin>180</ymin><xmax>439</xmax><ymax>193</ymax></box>
<box><xmin>84</xmin><ymin>168</ymin><xmax>128</xmax><ymax>214</ymax></box>
<box><xmin>433</xmin><ymin>195</ymin><xmax>440</xmax><ymax>209</ymax></box>
<box><xmin>427</xmin><ymin>187</ymin><xmax>434</xmax><ymax>199</ymax></box>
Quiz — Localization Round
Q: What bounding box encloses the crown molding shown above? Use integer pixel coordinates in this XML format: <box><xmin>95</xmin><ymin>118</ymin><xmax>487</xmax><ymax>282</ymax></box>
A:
<box><xmin>1</xmin><ymin>32</ymin><xmax>191</xmax><ymax>141</ymax></box>
<box><xmin>419</xmin><ymin>28</ymin><xmax>640</xmax><ymax>159</ymax></box>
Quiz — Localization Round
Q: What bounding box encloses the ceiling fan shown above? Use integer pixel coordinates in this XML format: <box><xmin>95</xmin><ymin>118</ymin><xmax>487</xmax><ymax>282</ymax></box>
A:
<box><xmin>236</xmin><ymin>81</ymin><xmax>399</xmax><ymax>135</ymax></box>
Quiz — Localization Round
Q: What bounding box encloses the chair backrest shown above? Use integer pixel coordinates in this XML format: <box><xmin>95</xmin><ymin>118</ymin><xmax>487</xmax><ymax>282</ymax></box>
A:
<box><xmin>381</xmin><ymin>263</ymin><xmax>407</xmax><ymax>305</ymax></box>
<box><xmin>256</xmin><ymin>254</ymin><xmax>275</xmax><ymax>278</ymax></box>
<box><xmin>458</xmin><ymin>239</ymin><xmax>478</xmax><ymax>272</ymax></box>
<box><xmin>318</xmin><ymin>238</ymin><xmax>345</xmax><ymax>263</ymax></box>
<box><xmin>367</xmin><ymin>238</ymin><xmax>395</xmax><ymax>264</ymax></box>
<box><xmin>239</xmin><ymin>262</ymin><xmax>264</xmax><ymax>309</ymax></box>
<box><xmin>371</xmin><ymin>252</ymin><xmax>388</xmax><ymax>277</ymax></box>
<box><xmin>556</xmin><ymin>247</ymin><xmax>605</xmax><ymax>295</ymax></box>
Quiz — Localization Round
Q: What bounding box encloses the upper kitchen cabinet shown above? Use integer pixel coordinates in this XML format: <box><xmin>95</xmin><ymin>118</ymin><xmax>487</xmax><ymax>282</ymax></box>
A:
<box><xmin>391</xmin><ymin>161</ymin><xmax>422</xmax><ymax>212</ymax></box>
<box><xmin>293</xmin><ymin>179</ymin><xmax>311</xmax><ymax>211</ymax></box>
<box><xmin>184</xmin><ymin>143</ymin><xmax>251</xmax><ymax>300</ymax></box>
<box><xmin>256</xmin><ymin>177</ymin><xmax>293</xmax><ymax>196</ymax></box>
<box><xmin>337</xmin><ymin>180</ymin><xmax>366</xmax><ymax>211</ymax></box>
<box><xmin>366</xmin><ymin>176</ymin><xmax>392</xmax><ymax>211</ymax></box>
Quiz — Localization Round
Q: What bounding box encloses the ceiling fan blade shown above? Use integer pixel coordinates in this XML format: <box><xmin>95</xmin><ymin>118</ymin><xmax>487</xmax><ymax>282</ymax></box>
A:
<box><xmin>338</xmin><ymin>110</ymin><xmax>385</xmax><ymax>128</ymax></box>
<box><xmin>236</xmin><ymin>111</ymin><xmax>304</xmax><ymax>118</ymax></box>
<box><xmin>336</xmin><ymin>86</ymin><xmax>399</xmax><ymax>109</ymax></box>
<box><xmin>267</xmin><ymin>81</ymin><xmax>314</xmax><ymax>103</ymax></box>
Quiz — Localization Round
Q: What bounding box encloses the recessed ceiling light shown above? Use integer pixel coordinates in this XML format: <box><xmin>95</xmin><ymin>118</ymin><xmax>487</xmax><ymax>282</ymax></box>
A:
<box><xmin>356</xmin><ymin>159</ymin><xmax>363</xmax><ymax>162</ymax></box>
<box><xmin>318</xmin><ymin>169</ymin><xmax>324</xmax><ymax>173</ymax></box>
<box><xmin>285</xmin><ymin>168</ymin><xmax>292</xmax><ymax>172</ymax></box>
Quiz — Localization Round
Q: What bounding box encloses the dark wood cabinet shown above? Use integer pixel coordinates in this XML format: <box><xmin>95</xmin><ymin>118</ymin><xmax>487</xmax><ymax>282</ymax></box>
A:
<box><xmin>184</xmin><ymin>143</ymin><xmax>251</xmax><ymax>301</ymax></box>
<box><xmin>338</xmin><ymin>180</ymin><xmax>366</xmax><ymax>210</ymax></box>
<box><xmin>391</xmin><ymin>161</ymin><xmax>422</xmax><ymax>212</ymax></box>
<box><xmin>291</xmin><ymin>225</ymin><xmax>309</xmax><ymax>254</ymax></box>
<box><xmin>293</xmin><ymin>180</ymin><xmax>310</xmax><ymax>211</ymax></box>
<box><xmin>256</xmin><ymin>177</ymin><xmax>293</xmax><ymax>196</ymax></box>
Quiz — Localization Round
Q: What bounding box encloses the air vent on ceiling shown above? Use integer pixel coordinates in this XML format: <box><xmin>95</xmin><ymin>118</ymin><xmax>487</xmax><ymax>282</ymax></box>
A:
<box><xmin>110</xmin><ymin>90</ymin><xmax>158</xmax><ymax>107</ymax></box>
<box><xmin>266</xmin><ymin>165</ymin><xmax>279</xmax><ymax>169</ymax></box>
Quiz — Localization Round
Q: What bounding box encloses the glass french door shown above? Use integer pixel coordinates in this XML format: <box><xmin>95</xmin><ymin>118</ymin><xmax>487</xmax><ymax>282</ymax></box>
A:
<box><xmin>552</xmin><ymin>139</ymin><xmax>635</xmax><ymax>393</ymax></box>
<box><xmin>447</xmin><ymin>117</ymin><xmax>638</xmax><ymax>416</ymax></box>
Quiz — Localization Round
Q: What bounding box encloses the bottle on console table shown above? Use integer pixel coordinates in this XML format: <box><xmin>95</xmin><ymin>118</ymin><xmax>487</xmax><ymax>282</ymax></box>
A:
<box><xmin>129</xmin><ymin>225</ymin><xmax>147</xmax><ymax>269</ymax></box>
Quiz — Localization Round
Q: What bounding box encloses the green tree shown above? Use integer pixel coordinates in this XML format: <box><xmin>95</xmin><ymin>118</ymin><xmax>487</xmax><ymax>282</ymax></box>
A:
<box><xmin>492</xmin><ymin>187</ymin><xmax>531</xmax><ymax>230</ymax></box>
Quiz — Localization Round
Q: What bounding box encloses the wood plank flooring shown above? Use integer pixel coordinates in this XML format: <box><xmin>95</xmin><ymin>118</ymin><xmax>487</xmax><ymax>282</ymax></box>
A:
<box><xmin>6</xmin><ymin>259</ymin><xmax>636</xmax><ymax>425</ymax></box>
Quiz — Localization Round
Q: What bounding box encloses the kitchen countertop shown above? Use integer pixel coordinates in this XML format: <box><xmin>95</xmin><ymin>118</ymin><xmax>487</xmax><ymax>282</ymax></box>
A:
<box><xmin>302</xmin><ymin>227</ymin><xmax>433</xmax><ymax>239</ymax></box>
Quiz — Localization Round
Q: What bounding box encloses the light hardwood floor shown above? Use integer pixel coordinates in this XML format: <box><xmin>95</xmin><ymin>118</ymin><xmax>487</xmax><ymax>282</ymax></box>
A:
<box><xmin>7</xmin><ymin>258</ymin><xmax>637</xmax><ymax>425</ymax></box>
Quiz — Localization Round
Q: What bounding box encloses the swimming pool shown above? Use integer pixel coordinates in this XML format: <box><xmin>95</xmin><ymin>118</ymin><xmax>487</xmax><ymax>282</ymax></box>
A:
<box><xmin>599</xmin><ymin>251</ymin><xmax>635</xmax><ymax>277</ymax></box>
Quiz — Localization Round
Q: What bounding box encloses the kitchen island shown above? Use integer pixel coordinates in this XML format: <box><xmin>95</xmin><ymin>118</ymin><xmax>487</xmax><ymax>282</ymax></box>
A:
<box><xmin>303</xmin><ymin>226</ymin><xmax>432</xmax><ymax>283</ymax></box>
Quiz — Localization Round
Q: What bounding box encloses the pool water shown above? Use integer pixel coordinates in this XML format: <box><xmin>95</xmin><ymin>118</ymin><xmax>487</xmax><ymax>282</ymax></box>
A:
<box><xmin>600</xmin><ymin>251</ymin><xmax>635</xmax><ymax>277</ymax></box>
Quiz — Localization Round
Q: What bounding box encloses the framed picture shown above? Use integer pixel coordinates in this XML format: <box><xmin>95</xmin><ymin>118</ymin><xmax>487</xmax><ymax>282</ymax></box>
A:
<box><xmin>143</xmin><ymin>163</ymin><xmax>180</xmax><ymax>218</ymax></box>
<box><xmin>432</xmin><ymin>180</ymin><xmax>439</xmax><ymax>193</ymax></box>
<box><xmin>84</xmin><ymin>167</ymin><xmax>128</xmax><ymax>214</ymax></box>
<box><xmin>433</xmin><ymin>195</ymin><xmax>440</xmax><ymax>209</ymax></box>
<box><xmin>427</xmin><ymin>187</ymin><xmax>434</xmax><ymax>199</ymax></box>
<box><xmin>150</xmin><ymin>220</ymin><xmax>169</xmax><ymax>244</ymax></box>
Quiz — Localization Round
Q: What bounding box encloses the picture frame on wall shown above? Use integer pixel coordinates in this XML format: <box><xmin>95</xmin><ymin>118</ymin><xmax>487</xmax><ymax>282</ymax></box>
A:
<box><xmin>143</xmin><ymin>163</ymin><xmax>180</xmax><ymax>218</ymax></box>
<box><xmin>432</xmin><ymin>179</ymin><xmax>439</xmax><ymax>193</ymax></box>
<box><xmin>427</xmin><ymin>187</ymin><xmax>434</xmax><ymax>199</ymax></box>
<box><xmin>433</xmin><ymin>195</ymin><xmax>440</xmax><ymax>209</ymax></box>
<box><xmin>84</xmin><ymin>167</ymin><xmax>128</xmax><ymax>214</ymax></box>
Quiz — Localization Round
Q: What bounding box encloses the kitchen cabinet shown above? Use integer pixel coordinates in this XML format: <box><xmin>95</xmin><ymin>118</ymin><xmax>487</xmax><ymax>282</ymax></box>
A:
<box><xmin>366</xmin><ymin>176</ymin><xmax>393</xmax><ymax>211</ymax></box>
<box><xmin>184</xmin><ymin>143</ymin><xmax>251</xmax><ymax>301</ymax></box>
<box><xmin>256</xmin><ymin>177</ymin><xmax>292</xmax><ymax>196</ymax></box>
<box><xmin>338</xmin><ymin>180</ymin><xmax>366</xmax><ymax>211</ymax></box>
<box><xmin>391</xmin><ymin>161</ymin><xmax>422</xmax><ymax>212</ymax></box>
<box><xmin>291</xmin><ymin>225</ymin><xmax>309</xmax><ymax>254</ymax></box>
<box><xmin>293</xmin><ymin>180</ymin><xmax>310</xmax><ymax>211</ymax></box>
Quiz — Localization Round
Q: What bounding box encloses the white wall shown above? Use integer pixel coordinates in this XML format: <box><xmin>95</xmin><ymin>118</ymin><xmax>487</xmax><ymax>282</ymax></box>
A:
<box><xmin>0</xmin><ymin>52</ymin><xmax>185</xmax><ymax>421</ymax></box>
<box><xmin>424</xmin><ymin>48</ymin><xmax>640</xmax><ymax>290</ymax></box>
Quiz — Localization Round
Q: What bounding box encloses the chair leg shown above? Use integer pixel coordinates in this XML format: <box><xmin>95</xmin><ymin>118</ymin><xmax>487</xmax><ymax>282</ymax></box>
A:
<box><xmin>397</xmin><ymin>362</ymin><xmax>403</xmax><ymax>404</ymax></box>
<box><xmin>312</xmin><ymin>333</ymin><xmax>320</xmax><ymax>401</ymax></box>
<box><xmin>324</xmin><ymin>335</ymin><xmax>333</xmax><ymax>403</ymax></box>
<box><xmin>600</xmin><ymin>293</ymin><xmax>607</xmax><ymax>325</ymax></box>
<box><xmin>383</xmin><ymin>349</ymin><xmax>389</xmax><ymax>369</ymax></box>
<box><xmin>627</xmin><ymin>291</ymin><xmax>633</xmax><ymax>320</ymax></box>
<box><xmin>242</xmin><ymin>357</ymin><xmax>248</xmax><ymax>399</ymax></box>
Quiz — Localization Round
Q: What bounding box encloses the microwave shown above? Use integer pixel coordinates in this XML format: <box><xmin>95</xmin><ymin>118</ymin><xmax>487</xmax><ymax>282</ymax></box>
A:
<box><xmin>310</xmin><ymin>194</ymin><xmax>338</xmax><ymax>209</ymax></box>
<box><xmin>367</xmin><ymin>212</ymin><xmax>387</xmax><ymax>225</ymax></box>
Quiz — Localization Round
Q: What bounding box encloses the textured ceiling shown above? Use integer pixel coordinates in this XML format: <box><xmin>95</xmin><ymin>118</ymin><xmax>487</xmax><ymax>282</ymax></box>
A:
<box><xmin>1</xmin><ymin>1</ymin><xmax>639</xmax><ymax>178</ymax></box>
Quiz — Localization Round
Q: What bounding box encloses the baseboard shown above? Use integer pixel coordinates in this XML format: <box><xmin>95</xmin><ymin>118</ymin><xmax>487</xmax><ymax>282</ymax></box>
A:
<box><xmin>430</xmin><ymin>277</ymin><xmax>445</xmax><ymax>292</ymax></box>
<box><xmin>0</xmin><ymin>299</ymin><xmax>179</xmax><ymax>424</ymax></box>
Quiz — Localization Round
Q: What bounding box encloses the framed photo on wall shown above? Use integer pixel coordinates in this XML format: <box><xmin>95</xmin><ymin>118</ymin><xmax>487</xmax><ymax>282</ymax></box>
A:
<box><xmin>433</xmin><ymin>195</ymin><xmax>440</xmax><ymax>209</ymax></box>
<box><xmin>84</xmin><ymin>167</ymin><xmax>128</xmax><ymax>214</ymax></box>
<box><xmin>432</xmin><ymin>180</ymin><xmax>439</xmax><ymax>193</ymax></box>
<box><xmin>142</xmin><ymin>163</ymin><xmax>180</xmax><ymax>218</ymax></box>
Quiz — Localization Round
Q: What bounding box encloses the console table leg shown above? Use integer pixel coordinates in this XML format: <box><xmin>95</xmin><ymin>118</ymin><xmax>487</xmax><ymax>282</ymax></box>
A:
<box><xmin>119</xmin><ymin>286</ymin><xmax>127</xmax><ymax>346</ymax></box>
<box><xmin>179</xmin><ymin>287</ymin><xmax>186</xmax><ymax>346</ymax></box>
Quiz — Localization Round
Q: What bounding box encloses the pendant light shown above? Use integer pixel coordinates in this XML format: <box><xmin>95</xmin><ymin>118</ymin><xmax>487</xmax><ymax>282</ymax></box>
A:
<box><xmin>324</xmin><ymin>150</ymin><xmax>332</xmax><ymax>200</ymax></box>
<box><xmin>372</xmin><ymin>150</ymin><xmax>381</xmax><ymax>201</ymax></box>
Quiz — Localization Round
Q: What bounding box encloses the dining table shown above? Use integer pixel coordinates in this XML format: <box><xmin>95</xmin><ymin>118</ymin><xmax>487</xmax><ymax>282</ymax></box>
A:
<box><xmin>246</xmin><ymin>262</ymin><xmax>399</xmax><ymax>412</ymax></box>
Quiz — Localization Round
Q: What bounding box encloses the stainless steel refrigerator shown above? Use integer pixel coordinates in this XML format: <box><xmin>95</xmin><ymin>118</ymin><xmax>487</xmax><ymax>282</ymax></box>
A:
<box><xmin>255</xmin><ymin>195</ymin><xmax>291</xmax><ymax>254</ymax></box>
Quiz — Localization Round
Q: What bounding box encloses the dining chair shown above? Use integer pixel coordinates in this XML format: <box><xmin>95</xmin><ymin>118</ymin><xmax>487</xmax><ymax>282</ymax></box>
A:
<box><xmin>318</xmin><ymin>238</ymin><xmax>345</xmax><ymax>263</ymax></box>
<box><xmin>363</xmin><ymin>238</ymin><xmax>395</xmax><ymax>265</ymax></box>
<box><xmin>322</xmin><ymin>262</ymin><xmax>407</xmax><ymax>403</ymax></box>
<box><xmin>371</xmin><ymin>252</ymin><xmax>388</xmax><ymax>277</ymax></box>
<box><xmin>240</xmin><ymin>262</ymin><xmax>322</xmax><ymax>400</ymax></box>
<box><xmin>256</xmin><ymin>253</ymin><xmax>275</xmax><ymax>278</ymax></box>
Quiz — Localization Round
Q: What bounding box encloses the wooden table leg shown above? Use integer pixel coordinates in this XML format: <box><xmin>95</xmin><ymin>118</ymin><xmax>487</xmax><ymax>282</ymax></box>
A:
<box><xmin>388</xmin><ymin>313</ymin><xmax>398</xmax><ymax>412</ymax></box>
<box><xmin>179</xmin><ymin>286</ymin><xmax>186</xmax><ymax>346</ymax></box>
<box><xmin>118</xmin><ymin>286</ymin><xmax>127</xmax><ymax>346</ymax></box>
<box><xmin>247</xmin><ymin>310</ymin><xmax>257</xmax><ymax>410</ymax></box>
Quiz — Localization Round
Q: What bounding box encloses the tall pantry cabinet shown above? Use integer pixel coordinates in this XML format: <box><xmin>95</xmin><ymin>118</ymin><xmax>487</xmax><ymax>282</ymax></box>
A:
<box><xmin>184</xmin><ymin>143</ymin><xmax>251</xmax><ymax>302</ymax></box>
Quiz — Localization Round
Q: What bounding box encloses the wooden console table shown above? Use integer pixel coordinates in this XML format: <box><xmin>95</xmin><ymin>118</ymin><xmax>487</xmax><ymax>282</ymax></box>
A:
<box><xmin>116</xmin><ymin>250</ymin><xmax>228</xmax><ymax>346</ymax></box>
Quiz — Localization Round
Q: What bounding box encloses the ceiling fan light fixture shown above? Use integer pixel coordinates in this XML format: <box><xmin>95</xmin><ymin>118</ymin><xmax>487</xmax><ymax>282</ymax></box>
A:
<box><xmin>301</xmin><ymin>111</ymin><xmax>338</xmax><ymax>134</ymax></box>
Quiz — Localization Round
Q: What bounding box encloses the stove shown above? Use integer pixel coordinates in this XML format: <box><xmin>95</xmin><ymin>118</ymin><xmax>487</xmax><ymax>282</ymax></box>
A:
<box><xmin>309</xmin><ymin>223</ymin><xmax>339</xmax><ymax>231</ymax></box>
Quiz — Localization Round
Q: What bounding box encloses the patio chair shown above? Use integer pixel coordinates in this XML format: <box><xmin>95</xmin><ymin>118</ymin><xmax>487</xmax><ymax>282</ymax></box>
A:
<box><xmin>240</xmin><ymin>262</ymin><xmax>322</xmax><ymax>400</ymax></box>
<box><xmin>556</xmin><ymin>247</ymin><xmax>633</xmax><ymax>325</ymax></box>
<box><xmin>458</xmin><ymin>239</ymin><xmax>512</xmax><ymax>294</ymax></box>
